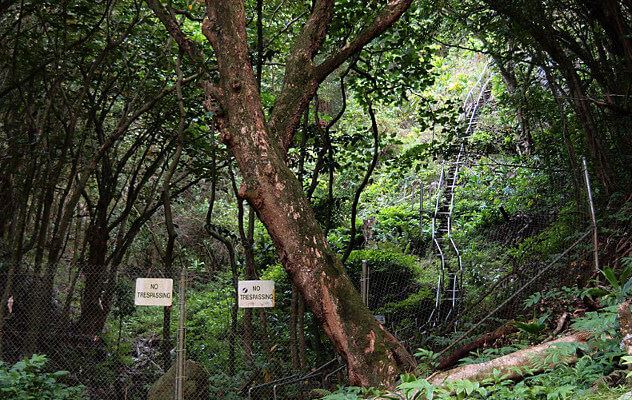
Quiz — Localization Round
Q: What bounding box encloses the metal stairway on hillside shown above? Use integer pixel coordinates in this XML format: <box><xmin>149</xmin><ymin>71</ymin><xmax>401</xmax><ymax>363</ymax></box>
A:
<box><xmin>426</xmin><ymin>68</ymin><xmax>493</xmax><ymax>327</ymax></box>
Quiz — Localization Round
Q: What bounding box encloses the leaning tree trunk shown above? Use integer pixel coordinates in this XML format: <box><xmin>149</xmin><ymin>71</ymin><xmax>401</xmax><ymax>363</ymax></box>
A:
<box><xmin>201</xmin><ymin>1</ymin><xmax>415</xmax><ymax>387</ymax></box>
<box><xmin>429</xmin><ymin>332</ymin><xmax>590</xmax><ymax>385</ymax></box>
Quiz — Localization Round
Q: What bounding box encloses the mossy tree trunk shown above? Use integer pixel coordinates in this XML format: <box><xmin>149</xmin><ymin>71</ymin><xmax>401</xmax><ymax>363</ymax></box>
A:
<box><xmin>201</xmin><ymin>0</ymin><xmax>416</xmax><ymax>388</ymax></box>
<box><xmin>151</xmin><ymin>0</ymin><xmax>416</xmax><ymax>387</ymax></box>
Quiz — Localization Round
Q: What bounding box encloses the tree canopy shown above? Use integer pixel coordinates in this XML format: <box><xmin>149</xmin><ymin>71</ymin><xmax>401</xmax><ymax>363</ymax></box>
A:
<box><xmin>0</xmin><ymin>0</ymin><xmax>631</xmax><ymax>397</ymax></box>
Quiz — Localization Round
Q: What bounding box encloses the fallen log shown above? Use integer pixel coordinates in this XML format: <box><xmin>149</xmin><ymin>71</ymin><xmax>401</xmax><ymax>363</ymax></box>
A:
<box><xmin>429</xmin><ymin>332</ymin><xmax>591</xmax><ymax>385</ymax></box>
<box><xmin>437</xmin><ymin>322</ymin><xmax>518</xmax><ymax>370</ymax></box>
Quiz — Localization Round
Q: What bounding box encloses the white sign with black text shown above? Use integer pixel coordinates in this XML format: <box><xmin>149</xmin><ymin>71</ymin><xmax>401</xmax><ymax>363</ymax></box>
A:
<box><xmin>238</xmin><ymin>280</ymin><xmax>275</xmax><ymax>308</ymax></box>
<box><xmin>134</xmin><ymin>278</ymin><xmax>173</xmax><ymax>306</ymax></box>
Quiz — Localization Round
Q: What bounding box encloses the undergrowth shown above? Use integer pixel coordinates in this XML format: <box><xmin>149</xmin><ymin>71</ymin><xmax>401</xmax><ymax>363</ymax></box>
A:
<box><xmin>0</xmin><ymin>354</ymin><xmax>87</xmax><ymax>399</ymax></box>
<box><xmin>321</xmin><ymin>271</ymin><xmax>632</xmax><ymax>400</ymax></box>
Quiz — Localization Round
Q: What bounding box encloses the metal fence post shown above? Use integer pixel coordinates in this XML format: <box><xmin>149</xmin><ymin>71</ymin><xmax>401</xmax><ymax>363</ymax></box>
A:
<box><xmin>582</xmin><ymin>157</ymin><xmax>599</xmax><ymax>273</ymax></box>
<box><xmin>419</xmin><ymin>183</ymin><xmax>424</xmax><ymax>236</ymax></box>
<box><xmin>366</xmin><ymin>262</ymin><xmax>370</xmax><ymax>307</ymax></box>
<box><xmin>174</xmin><ymin>267</ymin><xmax>187</xmax><ymax>400</ymax></box>
<box><xmin>361</xmin><ymin>260</ymin><xmax>368</xmax><ymax>307</ymax></box>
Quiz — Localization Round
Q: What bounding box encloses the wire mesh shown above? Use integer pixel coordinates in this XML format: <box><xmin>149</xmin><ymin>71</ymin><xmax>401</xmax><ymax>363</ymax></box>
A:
<box><xmin>348</xmin><ymin>159</ymin><xmax>595</xmax><ymax>365</ymax></box>
<box><xmin>0</xmin><ymin>265</ymin><xmax>348</xmax><ymax>399</ymax></box>
<box><xmin>0</xmin><ymin>162</ymin><xmax>595</xmax><ymax>400</ymax></box>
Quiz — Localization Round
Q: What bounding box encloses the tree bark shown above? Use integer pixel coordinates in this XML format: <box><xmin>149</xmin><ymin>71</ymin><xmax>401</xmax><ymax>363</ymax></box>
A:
<box><xmin>77</xmin><ymin>210</ymin><xmax>110</xmax><ymax>336</ymax></box>
<box><xmin>342</xmin><ymin>101</ymin><xmax>380</xmax><ymax>263</ymax></box>
<box><xmin>200</xmin><ymin>0</ymin><xmax>415</xmax><ymax>387</ymax></box>
<box><xmin>77</xmin><ymin>157</ymin><xmax>113</xmax><ymax>336</ymax></box>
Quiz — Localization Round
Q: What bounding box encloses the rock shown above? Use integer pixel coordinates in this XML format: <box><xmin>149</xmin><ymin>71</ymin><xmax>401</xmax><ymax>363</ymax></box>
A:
<box><xmin>148</xmin><ymin>360</ymin><xmax>209</xmax><ymax>400</ymax></box>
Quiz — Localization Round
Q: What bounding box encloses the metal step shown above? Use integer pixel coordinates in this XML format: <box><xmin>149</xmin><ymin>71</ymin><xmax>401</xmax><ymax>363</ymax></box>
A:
<box><xmin>427</xmin><ymin>73</ymin><xmax>490</xmax><ymax>327</ymax></box>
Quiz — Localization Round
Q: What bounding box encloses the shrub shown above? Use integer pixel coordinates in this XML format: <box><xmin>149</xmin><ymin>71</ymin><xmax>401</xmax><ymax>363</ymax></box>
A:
<box><xmin>0</xmin><ymin>354</ymin><xmax>87</xmax><ymax>399</ymax></box>
<box><xmin>346</xmin><ymin>249</ymin><xmax>425</xmax><ymax>310</ymax></box>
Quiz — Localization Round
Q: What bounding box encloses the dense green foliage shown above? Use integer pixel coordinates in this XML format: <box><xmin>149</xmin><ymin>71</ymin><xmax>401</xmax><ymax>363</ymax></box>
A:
<box><xmin>321</xmin><ymin>276</ymin><xmax>632</xmax><ymax>399</ymax></box>
<box><xmin>0</xmin><ymin>0</ymin><xmax>630</xmax><ymax>398</ymax></box>
<box><xmin>0</xmin><ymin>355</ymin><xmax>86</xmax><ymax>400</ymax></box>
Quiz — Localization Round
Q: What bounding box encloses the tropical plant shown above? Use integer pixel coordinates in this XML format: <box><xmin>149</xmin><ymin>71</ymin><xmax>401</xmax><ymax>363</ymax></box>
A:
<box><xmin>0</xmin><ymin>355</ymin><xmax>86</xmax><ymax>400</ymax></box>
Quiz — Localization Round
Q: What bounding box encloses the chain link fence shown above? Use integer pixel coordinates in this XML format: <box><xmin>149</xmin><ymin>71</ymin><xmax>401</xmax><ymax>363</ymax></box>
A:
<box><xmin>351</xmin><ymin>158</ymin><xmax>597</xmax><ymax>367</ymax></box>
<box><xmin>0</xmin><ymin>266</ymin><xmax>346</xmax><ymax>399</ymax></box>
<box><xmin>2</xmin><ymin>203</ymin><xmax>595</xmax><ymax>399</ymax></box>
<box><xmin>0</xmin><ymin>161</ymin><xmax>598</xmax><ymax>400</ymax></box>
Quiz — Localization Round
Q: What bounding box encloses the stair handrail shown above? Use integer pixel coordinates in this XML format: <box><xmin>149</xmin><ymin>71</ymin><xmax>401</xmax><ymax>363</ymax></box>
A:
<box><xmin>464</xmin><ymin>76</ymin><xmax>493</xmax><ymax>138</ymax></box>
<box><xmin>428</xmin><ymin>237</ymin><xmax>446</xmax><ymax>325</ymax></box>
<box><xmin>431</xmin><ymin>164</ymin><xmax>445</xmax><ymax>242</ymax></box>
<box><xmin>427</xmin><ymin>69</ymin><xmax>493</xmax><ymax>327</ymax></box>
<box><xmin>462</xmin><ymin>62</ymin><xmax>490</xmax><ymax>119</ymax></box>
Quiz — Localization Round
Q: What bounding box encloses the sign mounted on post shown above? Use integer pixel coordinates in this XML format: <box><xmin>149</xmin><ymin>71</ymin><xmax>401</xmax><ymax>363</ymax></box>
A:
<box><xmin>135</xmin><ymin>278</ymin><xmax>173</xmax><ymax>306</ymax></box>
<box><xmin>238</xmin><ymin>280</ymin><xmax>275</xmax><ymax>308</ymax></box>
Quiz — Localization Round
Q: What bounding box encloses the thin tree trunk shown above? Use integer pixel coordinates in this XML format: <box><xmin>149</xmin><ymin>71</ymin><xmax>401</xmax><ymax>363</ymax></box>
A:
<box><xmin>160</xmin><ymin>52</ymin><xmax>186</xmax><ymax>370</ymax></box>
<box><xmin>563</xmin><ymin>69</ymin><xmax>613</xmax><ymax>193</ymax></box>
<box><xmin>543</xmin><ymin>65</ymin><xmax>583</xmax><ymax>210</ymax></box>
<box><xmin>437</xmin><ymin>322</ymin><xmax>518</xmax><ymax>370</ymax></box>
<box><xmin>297</xmin><ymin>294</ymin><xmax>306</xmax><ymax>369</ymax></box>
<box><xmin>24</xmin><ymin>172</ymin><xmax>57</xmax><ymax>355</ymax></box>
<box><xmin>494</xmin><ymin>56</ymin><xmax>533</xmax><ymax>154</ymax></box>
<box><xmin>0</xmin><ymin>200</ymin><xmax>28</xmax><ymax>356</ymax></box>
<box><xmin>206</xmin><ymin>163</ymin><xmax>240</xmax><ymax>376</ymax></box>
<box><xmin>342</xmin><ymin>101</ymin><xmax>380</xmax><ymax>264</ymax></box>
<box><xmin>236</xmin><ymin>196</ymin><xmax>258</xmax><ymax>361</ymax></box>
<box><xmin>77</xmin><ymin>217</ymin><xmax>109</xmax><ymax>336</ymax></box>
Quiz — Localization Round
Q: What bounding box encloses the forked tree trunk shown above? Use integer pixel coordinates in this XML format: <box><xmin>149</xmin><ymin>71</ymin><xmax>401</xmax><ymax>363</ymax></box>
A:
<box><xmin>77</xmin><ymin>160</ymin><xmax>115</xmax><ymax>336</ymax></box>
<box><xmin>200</xmin><ymin>0</ymin><xmax>415</xmax><ymax>387</ymax></box>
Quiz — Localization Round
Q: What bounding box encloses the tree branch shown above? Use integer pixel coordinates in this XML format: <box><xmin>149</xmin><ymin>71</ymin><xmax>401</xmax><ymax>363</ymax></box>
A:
<box><xmin>429</xmin><ymin>333</ymin><xmax>590</xmax><ymax>385</ymax></box>
<box><xmin>341</xmin><ymin>101</ymin><xmax>380</xmax><ymax>264</ymax></box>
<box><xmin>269</xmin><ymin>0</ymin><xmax>413</xmax><ymax>153</ymax></box>
<box><xmin>145</xmin><ymin>0</ymin><xmax>206</xmax><ymax>68</ymax></box>
<box><xmin>315</xmin><ymin>0</ymin><xmax>414</xmax><ymax>81</ymax></box>
<box><xmin>267</xmin><ymin>0</ymin><xmax>335</xmax><ymax>152</ymax></box>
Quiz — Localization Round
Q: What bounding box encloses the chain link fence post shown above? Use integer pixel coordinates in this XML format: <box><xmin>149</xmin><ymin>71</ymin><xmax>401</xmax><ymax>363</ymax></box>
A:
<box><xmin>174</xmin><ymin>267</ymin><xmax>187</xmax><ymax>400</ymax></box>
<box><xmin>582</xmin><ymin>156</ymin><xmax>599</xmax><ymax>273</ymax></box>
<box><xmin>361</xmin><ymin>260</ymin><xmax>368</xmax><ymax>307</ymax></box>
